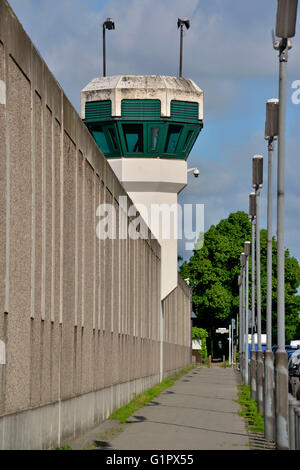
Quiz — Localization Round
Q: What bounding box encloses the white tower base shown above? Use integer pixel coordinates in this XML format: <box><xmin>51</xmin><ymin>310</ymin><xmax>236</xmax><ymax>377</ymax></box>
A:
<box><xmin>108</xmin><ymin>158</ymin><xmax>187</xmax><ymax>300</ymax></box>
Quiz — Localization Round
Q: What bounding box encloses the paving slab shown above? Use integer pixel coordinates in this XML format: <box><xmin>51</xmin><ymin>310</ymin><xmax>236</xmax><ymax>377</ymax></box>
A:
<box><xmin>70</xmin><ymin>366</ymin><xmax>250</xmax><ymax>450</ymax></box>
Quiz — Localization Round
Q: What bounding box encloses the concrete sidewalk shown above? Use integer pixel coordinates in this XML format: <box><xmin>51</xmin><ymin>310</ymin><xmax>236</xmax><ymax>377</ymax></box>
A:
<box><xmin>70</xmin><ymin>366</ymin><xmax>251</xmax><ymax>450</ymax></box>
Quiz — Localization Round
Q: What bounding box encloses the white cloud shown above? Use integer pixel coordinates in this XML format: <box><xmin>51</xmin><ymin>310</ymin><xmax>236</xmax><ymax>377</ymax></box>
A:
<box><xmin>8</xmin><ymin>0</ymin><xmax>300</xmax><ymax>267</ymax></box>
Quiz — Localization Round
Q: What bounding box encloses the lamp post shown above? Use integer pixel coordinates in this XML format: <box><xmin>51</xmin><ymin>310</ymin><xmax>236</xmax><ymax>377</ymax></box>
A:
<box><xmin>185</xmin><ymin>278</ymin><xmax>196</xmax><ymax>365</ymax></box>
<box><xmin>177</xmin><ymin>17</ymin><xmax>190</xmax><ymax>78</ymax></box>
<box><xmin>244</xmin><ymin>242</ymin><xmax>251</xmax><ymax>385</ymax></box>
<box><xmin>102</xmin><ymin>18</ymin><xmax>115</xmax><ymax>77</ymax></box>
<box><xmin>264</xmin><ymin>98</ymin><xmax>279</xmax><ymax>440</ymax></box>
<box><xmin>273</xmin><ymin>0</ymin><xmax>298</xmax><ymax>450</ymax></box>
<box><xmin>232</xmin><ymin>318</ymin><xmax>236</xmax><ymax>368</ymax></box>
<box><xmin>238</xmin><ymin>274</ymin><xmax>242</xmax><ymax>370</ymax></box>
<box><xmin>229</xmin><ymin>324</ymin><xmax>232</xmax><ymax>366</ymax></box>
<box><xmin>252</xmin><ymin>155</ymin><xmax>264</xmax><ymax>414</ymax></box>
<box><xmin>240</xmin><ymin>253</ymin><xmax>246</xmax><ymax>383</ymax></box>
<box><xmin>249</xmin><ymin>193</ymin><xmax>257</xmax><ymax>400</ymax></box>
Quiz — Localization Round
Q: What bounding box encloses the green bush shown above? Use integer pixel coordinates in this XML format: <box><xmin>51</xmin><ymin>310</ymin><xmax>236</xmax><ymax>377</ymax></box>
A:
<box><xmin>192</xmin><ymin>327</ymin><xmax>208</xmax><ymax>359</ymax></box>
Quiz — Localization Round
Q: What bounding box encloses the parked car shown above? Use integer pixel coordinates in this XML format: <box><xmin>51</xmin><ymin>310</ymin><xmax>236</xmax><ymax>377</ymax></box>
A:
<box><xmin>288</xmin><ymin>349</ymin><xmax>300</xmax><ymax>399</ymax></box>
<box><xmin>272</xmin><ymin>344</ymin><xmax>300</xmax><ymax>360</ymax></box>
<box><xmin>288</xmin><ymin>349</ymin><xmax>300</xmax><ymax>375</ymax></box>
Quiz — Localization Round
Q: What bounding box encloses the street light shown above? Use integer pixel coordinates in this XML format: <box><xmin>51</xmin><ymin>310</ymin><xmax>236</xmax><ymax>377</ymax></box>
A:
<box><xmin>265</xmin><ymin>99</ymin><xmax>279</xmax><ymax>141</ymax></box>
<box><xmin>185</xmin><ymin>278</ymin><xmax>196</xmax><ymax>365</ymax></box>
<box><xmin>252</xmin><ymin>154</ymin><xmax>263</xmax><ymax>189</ymax></box>
<box><xmin>103</xmin><ymin>18</ymin><xmax>115</xmax><ymax>77</ymax></box>
<box><xmin>276</xmin><ymin>0</ymin><xmax>298</xmax><ymax>38</ymax></box>
<box><xmin>244</xmin><ymin>241</ymin><xmax>251</xmax><ymax>386</ymax></box>
<box><xmin>249</xmin><ymin>192</ymin><xmax>256</xmax><ymax>219</ymax></box>
<box><xmin>274</xmin><ymin>0</ymin><xmax>298</xmax><ymax>450</ymax></box>
<box><xmin>252</xmin><ymin>155</ymin><xmax>264</xmax><ymax>414</ymax></box>
<box><xmin>249</xmin><ymin>192</ymin><xmax>257</xmax><ymax>401</ymax></box>
<box><xmin>264</xmin><ymin>99</ymin><xmax>279</xmax><ymax>441</ymax></box>
<box><xmin>238</xmin><ymin>274</ymin><xmax>242</xmax><ymax>368</ymax></box>
<box><xmin>177</xmin><ymin>17</ymin><xmax>190</xmax><ymax>78</ymax></box>
<box><xmin>240</xmin><ymin>253</ymin><xmax>246</xmax><ymax>382</ymax></box>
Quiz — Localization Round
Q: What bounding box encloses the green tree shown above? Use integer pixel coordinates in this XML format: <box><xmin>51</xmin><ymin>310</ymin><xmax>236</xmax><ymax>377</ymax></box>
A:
<box><xmin>180</xmin><ymin>211</ymin><xmax>300</xmax><ymax>353</ymax></box>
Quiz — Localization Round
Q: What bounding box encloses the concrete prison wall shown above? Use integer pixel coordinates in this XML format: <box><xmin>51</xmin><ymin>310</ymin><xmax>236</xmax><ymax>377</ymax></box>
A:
<box><xmin>163</xmin><ymin>275</ymin><xmax>191</xmax><ymax>376</ymax></box>
<box><xmin>0</xmin><ymin>0</ymin><xmax>191</xmax><ymax>449</ymax></box>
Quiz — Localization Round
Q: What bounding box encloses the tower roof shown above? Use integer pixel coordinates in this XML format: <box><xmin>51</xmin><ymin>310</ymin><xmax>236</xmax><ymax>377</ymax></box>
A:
<box><xmin>81</xmin><ymin>75</ymin><xmax>203</xmax><ymax>120</ymax></box>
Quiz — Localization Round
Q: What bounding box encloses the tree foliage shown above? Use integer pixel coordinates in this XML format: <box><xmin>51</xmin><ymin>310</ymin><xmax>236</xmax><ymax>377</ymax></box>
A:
<box><xmin>180</xmin><ymin>211</ymin><xmax>300</xmax><ymax>346</ymax></box>
<box><xmin>192</xmin><ymin>327</ymin><xmax>208</xmax><ymax>358</ymax></box>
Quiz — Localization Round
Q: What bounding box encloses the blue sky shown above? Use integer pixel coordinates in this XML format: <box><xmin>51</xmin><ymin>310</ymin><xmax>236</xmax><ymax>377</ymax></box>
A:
<box><xmin>8</xmin><ymin>0</ymin><xmax>300</xmax><ymax>267</ymax></box>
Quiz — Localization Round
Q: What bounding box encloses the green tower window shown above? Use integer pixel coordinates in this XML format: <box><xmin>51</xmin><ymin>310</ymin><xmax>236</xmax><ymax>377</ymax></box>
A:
<box><xmin>107</xmin><ymin>127</ymin><xmax>118</xmax><ymax>151</ymax></box>
<box><xmin>151</xmin><ymin>127</ymin><xmax>160</xmax><ymax>151</ymax></box>
<box><xmin>84</xmin><ymin>98</ymin><xmax>203</xmax><ymax>159</ymax></box>
<box><xmin>123</xmin><ymin>124</ymin><xmax>144</xmax><ymax>153</ymax></box>
<box><xmin>165</xmin><ymin>125</ymin><xmax>183</xmax><ymax>153</ymax></box>
<box><xmin>91</xmin><ymin>126</ymin><xmax>110</xmax><ymax>154</ymax></box>
<box><xmin>183</xmin><ymin>130</ymin><xmax>194</xmax><ymax>152</ymax></box>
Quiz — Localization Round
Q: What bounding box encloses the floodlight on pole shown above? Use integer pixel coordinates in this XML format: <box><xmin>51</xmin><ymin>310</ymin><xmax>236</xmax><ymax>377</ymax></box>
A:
<box><xmin>265</xmin><ymin>99</ymin><xmax>279</xmax><ymax>142</ymax></box>
<box><xmin>276</xmin><ymin>0</ymin><xmax>298</xmax><ymax>38</ymax></box>
<box><xmin>252</xmin><ymin>155</ymin><xmax>263</xmax><ymax>414</ymax></box>
<box><xmin>252</xmin><ymin>155</ymin><xmax>263</xmax><ymax>189</ymax></box>
<box><xmin>244</xmin><ymin>241</ymin><xmax>251</xmax><ymax>257</ymax></box>
<box><xmin>238</xmin><ymin>273</ymin><xmax>242</xmax><ymax>365</ymax></box>
<box><xmin>249</xmin><ymin>193</ymin><xmax>257</xmax><ymax>401</ymax></box>
<box><xmin>102</xmin><ymin>18</ymin><xmax>115</xmax><ymax>77</ymax></box>
<box><xmin>264</xmin><ymin>98</ymin><xmax>278</xmax><ymax>442</ymax></box>
<box><xmin>240</xmin><ymin>253</ymin><xmax>246</xmax><ymax>382</ymax></box>
<box><xmin>244</xmin><ymin>242</ymin><xmax>251</xmax><ymax>386</ymax></box>
<box><xmin>274</xmin><ymin>0</ymin><xmax>298</xmax><ymax>450</ymax></box>
<box><xmin>177</xmin><ymin>17</ymin><xmax>190</xmax><ymax>78</ymax></box>
<box><xmin>249</xmin><ymin>192</ymin><xmax>256</xmax><ymax>219</ymax></box>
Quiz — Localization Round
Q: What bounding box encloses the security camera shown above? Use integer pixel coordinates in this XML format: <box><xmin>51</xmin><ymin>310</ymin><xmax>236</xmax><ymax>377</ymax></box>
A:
<box><xmin>187</xmin><ymin>167</ymin><xmax>200</xmax><ymax>178</ymax></box>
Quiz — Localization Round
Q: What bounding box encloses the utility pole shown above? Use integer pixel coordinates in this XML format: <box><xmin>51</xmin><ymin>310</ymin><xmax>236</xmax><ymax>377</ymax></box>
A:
<box><xmin>249</xmin><ymin>193</ymin><xmax>256</xmax><ymax>400</ymax></box>
<box><xmin>102</xmin><ymin>18</ymin><xmax>115</xmax><ymax>77</ymax></box>
<box><xmin>240</xmin><ymin>253</ymin><xmax>246</xmax><ymax>383</ymax></box>
<box><xmin>273</xmin><ymin>0</ymin><xmax>298</xmax><ymax>450</ymax></box>
<box><xmin>252</xmin><ymin>155</ymin><xmax>264</xmax><ymax>414</ymax></box>
<box><xmin>264</xmin><ymin>98</ymin><xmax>279</xmax><ymax>440</ymax></box>
<box><xmin>244</xmin><ymin>242</ymin><xmax>251</xmax><ymax>385</ymax></box>
<box><xmin>177</xmin><ymin>18</ymin><xmax>190</xmax><ymax>77</ymax></box>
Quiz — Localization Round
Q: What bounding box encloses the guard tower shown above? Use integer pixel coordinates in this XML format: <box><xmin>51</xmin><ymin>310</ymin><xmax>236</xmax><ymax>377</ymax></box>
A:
<box><xmin>81</xmin><ymin>75</ymin><xmax>204</xmax><ymax>300</ymax></box>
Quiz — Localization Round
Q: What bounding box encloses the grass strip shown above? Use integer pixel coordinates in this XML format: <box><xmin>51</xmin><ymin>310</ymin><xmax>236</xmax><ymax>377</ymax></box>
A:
<box><xmin>237</xmin><ymin>385</ymin><xmax>264</xmax><ymax>434</ymax></box>
<box><xmin>109</xmin><ymin>365</ymin><xmax>195</xmax><ymax>424</ymax></box>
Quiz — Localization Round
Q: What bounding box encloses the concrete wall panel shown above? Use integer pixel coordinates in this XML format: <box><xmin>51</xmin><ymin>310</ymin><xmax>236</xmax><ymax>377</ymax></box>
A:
<box><xmin>0</xmin><ymin>41</ymin><xmax>6</xmax><ymax>315</ymax></box>
<box><xmin>60</xmin><ymin>132</ymin><xmax>76</xmax><ymax>399</ymax></box>
<box><xmin>29</xmin><ymin>92</ymin><xmax>43</xmax><ymax>407</ymax></box>
<box><xmin>5</xmin><ymin>57</ymin><xmax>32</xmax><ymax>413</ymax></box>
<box><xmin>0</xmin><ymin>0</ymin><xmax>191</xmax><ymax>449</ymax></box>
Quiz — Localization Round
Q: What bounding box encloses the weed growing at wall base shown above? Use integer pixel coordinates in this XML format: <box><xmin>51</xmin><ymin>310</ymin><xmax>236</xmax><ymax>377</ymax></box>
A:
<box><xmin>109</xmin><ymin>366</ymin><xmax>195</xmax><ymax>424</ymax></box>
<box><xmin>237</xmin><ymin>385</ymin><xmax>264</xmax><ymax>434</ymax></box>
